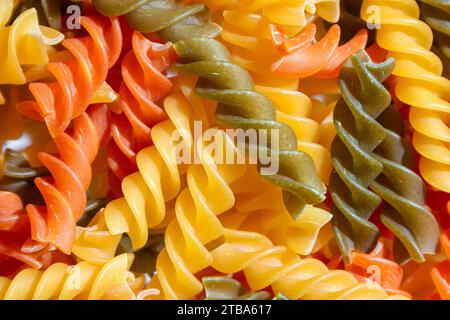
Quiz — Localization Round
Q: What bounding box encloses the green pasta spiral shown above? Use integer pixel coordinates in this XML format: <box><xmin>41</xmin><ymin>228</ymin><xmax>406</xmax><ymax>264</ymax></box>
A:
<box><xmin>15</xmin><ymin>0</ymin><xmax>62</xmax><ymax>30</ymax></box>
<box><xmin>202</xmin><ymin>276</ymin><xmax>272</xmax><ymax>300</ymax></box>
<box><xmin>92</xmin><ymin>0</ymin><xmax>327</xmax><ymax>218</ymax></box>
<box><xmin>419</xmin><ymin>0</ymin><xmax>450</xmax><ymax>74</ymax></box>
<box><xmin>0</xmin><ymin>149</ymin><xmax>48</xmax><ymax>204</ymax></box>
<box><xmin>370</xmin><ymin>106</ymin><xmax>439</xmax><ymax>264</ymax></box>
<box><xmin>91</xmin><ymin>0</ymin><xmax>222</xmax><ymax>42</ymax></box>
<box><xmin>330</xmin><ymin>51</ymin><xmax>439</xmax><ymax>264</ymax></box>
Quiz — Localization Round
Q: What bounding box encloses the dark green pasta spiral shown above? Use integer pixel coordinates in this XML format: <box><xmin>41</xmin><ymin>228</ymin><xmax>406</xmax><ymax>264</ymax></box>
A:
<box><xmin>419</xmin><ymin>0</ymin><xmax>450</xmax><ymax>75</ymax></box>
<box><xmin>370</xmin><ymin>106</ymin><xmax>439</xmax><ymax>264</ymax></box>
<box><xmin>0</xmin><ymin>149</ymin><xmax>48</xmax><ymax>204</ymax></box>
<box><xmin>92</xmin><ymin>0</ymin><xmax>327</xmax><ymax>218</ymax></box>
<box><xmin>330</xmin><ymin>51</ymin><xmax>439</xmax><ymax>264</ymax></box>
<box><xmin>202</xmin><ymin>277</ymin><xmax>272</xmax><ymax>300</ymax></box>
<box><xmin>15</xmin><ymin>0</ymin><xmax>62</xmax><ymax>30</ymax></box>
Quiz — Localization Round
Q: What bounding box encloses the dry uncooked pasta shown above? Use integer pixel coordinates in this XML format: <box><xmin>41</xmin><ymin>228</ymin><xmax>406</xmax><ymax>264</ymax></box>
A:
<box><xmin>0</xmin><ymin>0</ymin><xmax>448</xmax><ymax>301</ymax></box>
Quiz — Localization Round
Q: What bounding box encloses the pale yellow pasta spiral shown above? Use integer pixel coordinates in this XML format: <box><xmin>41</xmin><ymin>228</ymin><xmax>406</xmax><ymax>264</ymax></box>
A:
<box><xmin>221</xmin><ymin>166</ymin><xmax>333</xmax><ymax>255</ymax></box>
<box><xmin>0</xmin><ymin>254</ymin><xmax>143</xmax><ymax>300</ymax></box>
<box><xmin>0</xmin><ymin>2</ymin><xmax>64</xmax><ymax>104</ymax></box>
<box><xmin>211</xmin><ymin>229</ymin><xmax>409</xmax><ymax>300</ymax></box>
<box><xmin>147</xmin><ymin>129</ymin><xmax>247</xmax><ymax>299</ymax></box>
<box><xmin>361</xmin><ymin>0</ymin><xmax>450</xmax><ymax>193</ymax></box>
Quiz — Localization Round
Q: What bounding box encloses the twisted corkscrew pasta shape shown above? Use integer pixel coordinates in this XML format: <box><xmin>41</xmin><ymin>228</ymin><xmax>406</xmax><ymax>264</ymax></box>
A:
<box><xmin>73</xmin><ymin>86</ymin><xmax>213</xmax><ymax>263</ymax></box>
<box><xmin>209</xmin><ymin>229</ymin><xmax>409</xmax><ymax>300</ymax></box>
<box><xmin>0</xmin><ymin>4</ymin><xmax>64</xmax><ymax>104</ymax></box>
<box><xmin>361</xmin><ymin>0</ymin><xmax>450</xmax><ymax>193</ymax></box>
<box><xmin>92</xmin><ymin>0</ymin><xmax>327</xmax><ymax>219</ymax></box>
<box><xmin>149</xmin><ymin>130</ymin><xmax>247</xmax><ymax>300</ymax></box>
<box><xmin>17</xmin><ymin>13</ymin><xmax>122</xmax><ymax>137</ymax></box>
<box><xmin>330</xmin><ymin>51</ymin><xmax>438</xmax><ymax>263</ymax></box>
<box><xmin>220</xmin><ymin>167</ymin><xmax>332</xmax><ymax>256</ymax></box>
<box><xmin>0</xmin><ymin>254</ymin><xmax>143</xmax><ymax>300</ymax></box>
<box><xmin>419</xmin><ymin>0</ymin><xmax>449</xmax><ymax>69</ymax></box>
<box><xmin>108</xmin><ymin>31</ymin><xmax>176</xmax><ymax>195</ymax></box>
<box><xmin>24</xmin><ymin>103</ymin><xmax>110</xmax><ymax>254</ymax></box>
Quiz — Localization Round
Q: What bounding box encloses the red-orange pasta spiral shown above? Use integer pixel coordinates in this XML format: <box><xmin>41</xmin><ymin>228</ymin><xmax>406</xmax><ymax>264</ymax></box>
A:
<box><xmin>25</xmin><ymin>104</ymin><xmax>110</xmax><ymax>255</ymax></box>
<box><xmin>17</xmin><ymin>14</ymin><xmax>122</xmax><ymax>138</ymax></box>
<box><xmin>107</xmin><ymin>31</ymin><xmax>176</xmax><ymax>197</ymax></box>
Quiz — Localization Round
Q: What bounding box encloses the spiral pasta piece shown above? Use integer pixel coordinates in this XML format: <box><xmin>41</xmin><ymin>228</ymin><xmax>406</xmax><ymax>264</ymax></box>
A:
<box><xmin>108</xmin><ymin>31</ymin><xmax>176</xmax><ymax>194</ymax></box>
<box><xmin>0</xmin><ymin>4</ymin><xmax>64</xmax><ymax>104</ymax></box>
<box><xmin>419</xmin><ymin>0</ymin><xmax>449</xmax><ymax>67</ymax></box>
<box><xmin>361</xmin><ymin>0</ymin><xmax>450</xmax><ymax>193</ymax></box>
<box><xmin>17</xmin><ymin>13</ymin><xmax>122</xmax><ymax>137</ymax></box>
<box><xmin>0</xmin><ymin>254</ymin><xmax>142</xmax><ymax>300</ymax></box>
<box><xmin>330</xmin><ymin>50</ymin><xmax>439</xmax><ymax>263</ymax></box>
<box><xmin>23</xmin><ymin>103</ymin><xmax>110</xmax><ymax>255</ymax></box>
<box><xmin>149</xmin><ymin>129</ymin><xmax>247</xmax><ymax>300</ymax></box>
<box><xmin>92</xmin><ymin>0</ymin><xmax>326</xmax><ymax>219</ymax></box>
<box><xmin>73</xmin><ymin>86</ymin><xmax>213</xmax><ymax>264</ymax></box>
<box><xmin>220</xmin><ymin>167</ymin><xmax>332</xmax><ymax>256</ymax></box>
<box><xmin>208</xmin><ymin>229</ymin><xmax>409</xmax><ymax>300</ymax></box>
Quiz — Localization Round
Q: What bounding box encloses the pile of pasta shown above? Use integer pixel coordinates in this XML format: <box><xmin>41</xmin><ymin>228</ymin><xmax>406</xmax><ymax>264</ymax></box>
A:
<box><xmin>0</xmin><ymin>0</ymin><xmax>448</xmax><ymax>300</ymax></box>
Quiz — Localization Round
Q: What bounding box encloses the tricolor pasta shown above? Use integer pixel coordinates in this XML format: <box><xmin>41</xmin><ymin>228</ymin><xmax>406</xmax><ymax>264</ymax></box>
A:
<box><xmin>0</xmin><ymin>0</ymin><xmax>448</xmax><ymax>301</ymax></box>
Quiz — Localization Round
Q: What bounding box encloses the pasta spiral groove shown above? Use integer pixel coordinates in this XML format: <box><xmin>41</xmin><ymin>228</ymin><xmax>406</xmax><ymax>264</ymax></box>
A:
<box><xmin>361</xmin><ymin>0</ymin><xmax>450</xmax><ymax>193</ymax></box>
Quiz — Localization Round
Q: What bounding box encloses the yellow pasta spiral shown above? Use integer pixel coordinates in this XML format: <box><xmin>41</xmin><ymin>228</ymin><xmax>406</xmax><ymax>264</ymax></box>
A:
<box><xmin>0</xmin><ymin>2</ymin><xmax>64</xmax><ymax>104</ymax></box>
<box><xmin>149</xmin><ymin>129</ymin><xmax>247</xmax><ymax>299</ymax></box>
<box><xmin>211</xmin><ymin>229</ymin><xmax>409</xmax><ymax>300</ymax></box>
<box><xmin>361</xmin><ymin>0</ymin><xmax>450</xmax><ymax>193</ymax></box>
<box><xmin>0</xmin><ymin>254</ymin><xmax>143</xmax><ymax>300</ymax></box>
<box><xmin>221</xmin><ymin>166</ymin><xmax>333</xmax><ymax>255</ymax></box>
<box><xmin>73</xmin><ymin>77</ymin><xmax>212</xmax><ymax>263</ymax></box>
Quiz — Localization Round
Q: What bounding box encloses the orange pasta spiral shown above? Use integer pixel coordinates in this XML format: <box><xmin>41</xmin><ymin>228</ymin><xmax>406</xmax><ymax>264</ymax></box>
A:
<box><xmin>26</xmin><ymin>103</ymin><xmax>110</xmax><ymax>255</ymax></box>
<box><xmin>108</xmin><ymin>31</ymin><xmax>176</xmax><ymax>196</ymax></box>
<box><xmin>17</xmin><ymin>14</ymin><xmax>122</xmax><ymax>138</ymax></box>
